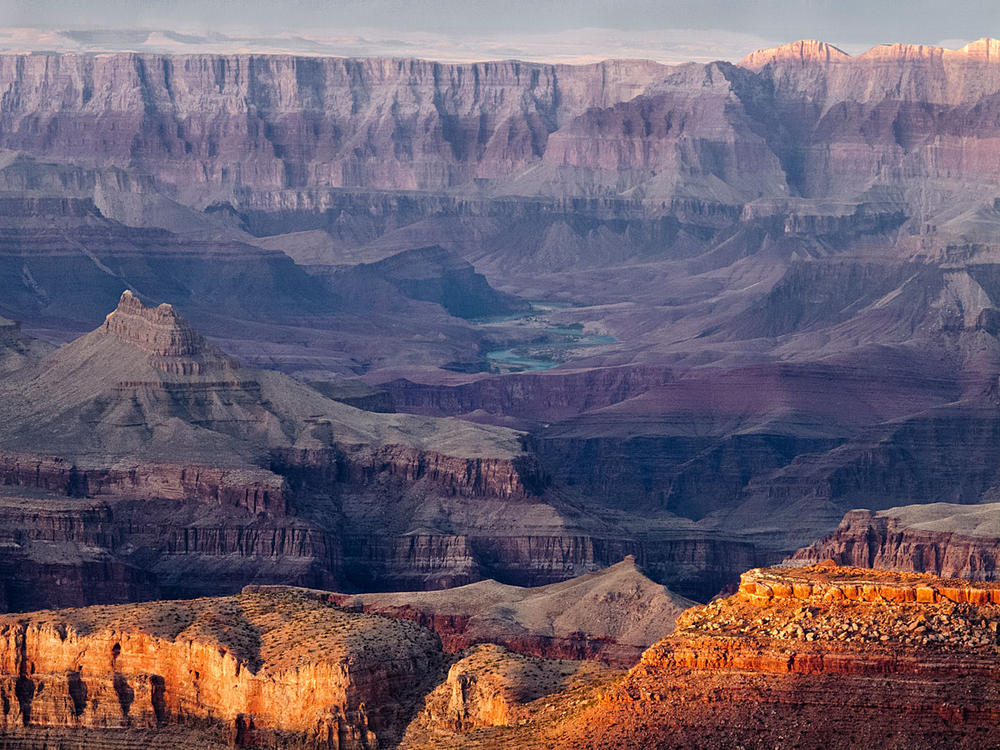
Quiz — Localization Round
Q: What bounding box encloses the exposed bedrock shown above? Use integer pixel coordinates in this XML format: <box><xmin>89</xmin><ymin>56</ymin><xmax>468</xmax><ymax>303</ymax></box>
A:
<box><xmin>272</xmin><ymin>445</ymin><xmax>546</xmax><ymax>501</ymax></box>
<box><xmin>0</xmin><ymin>54</ymin><xmax>668</xmax><ymax>196</ymax></box>
<box><xmin>559</xmin><ymin>564</ymin><xmax>1000</xmax><ymax>749</ymax></box>
<box><xmin>0</xmin><ymin>453</ymin><xmax>289</xmax><ymax>515</ymax></box>
<box><xmin>792</xmin><ymin>503</ymin><xmax>1000</xmax><ymax>580</ymax></box>
<box><xmin>381</xmin><ymin>365</ymin><xmax>674</xmax><ymax>424</ymax></box>
<box><xmin>0</xmin><ymin>589</ymin><xmax>444</xmax><ymax>748</ymax></box>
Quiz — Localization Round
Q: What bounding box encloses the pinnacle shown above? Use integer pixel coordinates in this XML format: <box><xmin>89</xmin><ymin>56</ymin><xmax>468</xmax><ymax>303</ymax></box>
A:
<box><xmin>102</xmin><ymin>289</ymin><xmax>238</xmax><ymax>374</ymax></box>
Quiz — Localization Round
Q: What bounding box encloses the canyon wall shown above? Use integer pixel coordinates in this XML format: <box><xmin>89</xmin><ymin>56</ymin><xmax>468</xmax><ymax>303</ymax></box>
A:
<box><xmin>792</xmin><ymin>504</ymin><xmax>1000</xmax><ymax>580</ymax></box>
<box><xmin>0</xmin><ymin>54</ymin><xmax>668</xmax><ymax>199</ymax></box>
<box><xmin>556</xmin><ymin>564</ymin><xmax>1000</xmax><ymax>749</ymax></box>
<box><xmin>0</xmin><ymin>590</ymin><xmax>444</xmax><ymax>748</ymax></box>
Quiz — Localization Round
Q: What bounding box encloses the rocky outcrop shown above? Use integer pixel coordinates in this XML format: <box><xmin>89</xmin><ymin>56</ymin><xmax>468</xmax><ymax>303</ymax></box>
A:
<box><xmin>103</xmin><ymin>291</ymin><xmax>239</xmax><ymax>374</ymax></box>
<box><xmin>404</xmin><ymin>643</ymin><xmax>613</xmax><ymax>739</ymax></box>
<box><xmin>553</xmin><ymin>564</ymin><xmax>1000</xmax><ymax>749</ymax></box>
<box><xmin>791</xmin><ymin>503</ymin><xmax>1000</xmax><ymax>580</ymax></box>
<box><xmin>741</xmin><ymin>40</ymin><xmax>850</xmax><ymax>69</ymax></box>
<box><xmin>0</xmin><ymin>589</ymin><xmax>443</xmax><ymax>747</ymax></box>
<box><xmin>273</xmin><ymin>445</ymin><xmax>544</xmax><ymax>500</ymax></box>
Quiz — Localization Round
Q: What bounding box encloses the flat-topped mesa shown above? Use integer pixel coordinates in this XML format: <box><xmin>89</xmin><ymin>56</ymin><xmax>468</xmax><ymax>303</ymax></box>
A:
<box><xmin>102</xmin><ymin>290</ymin><xmax>238</xmax><ymax>375</ymax></box>
<box><xmin>740</xmin><ymin>40</ymin><xmax>851</xmax><ymax>69</ymax></box>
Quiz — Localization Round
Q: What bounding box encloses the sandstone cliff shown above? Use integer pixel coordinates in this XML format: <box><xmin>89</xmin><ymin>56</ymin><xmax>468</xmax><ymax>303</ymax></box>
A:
<box><xmin>792</xmin><ymin>502</ymin><xmax>1000</xmax><ymax>580</ymax></box>
<box><xmin>0</xmin><ymin>589</ymin><xmax>443</xmax><ymax>748</ymax></box>
<box><xmin>419</xmin><ymin>564</ymin><xmax>1000</xmax><ymax>749</ymax></box>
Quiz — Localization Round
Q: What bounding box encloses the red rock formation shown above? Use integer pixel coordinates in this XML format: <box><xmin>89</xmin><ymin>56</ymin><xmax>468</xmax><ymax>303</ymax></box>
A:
<box><xmin>792</xmin><ymin>504</ymin><xmax>1000</xmax><ymax>580</ymax></box>
<box><xmin>0</xmin><ymin>590</ymin><xmax>443</xmax><ymax>748</ymax></box>
<box><xmin>274</xmin><ymin>445</ymin><xmax>543</xmax><ymax>500</ymax></box>
<box><xmin>0</xmin><ymin>452</ymin><xmax>288</xmax><ymax>515</ymax></box>
<box><xmin>404</xmin><ymin>643</ymin><xmax>614</xmax><ymax>741</ymax></box>
<box><xmin>554</xmin><ymin>565</ymin><xmax>1000</xmax><ymax>749</ymax></box>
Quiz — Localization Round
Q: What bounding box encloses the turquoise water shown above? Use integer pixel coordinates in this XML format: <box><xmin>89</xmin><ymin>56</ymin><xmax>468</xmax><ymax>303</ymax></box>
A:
<box><xmin>485</xmin><ymin>349</ymin><xmax>560</xmax><ymax>372</ymax></box>
<box><xmin>475</xmin><ymin>299</ymin><xmax>616</xmax><ymax>373</ymax></box>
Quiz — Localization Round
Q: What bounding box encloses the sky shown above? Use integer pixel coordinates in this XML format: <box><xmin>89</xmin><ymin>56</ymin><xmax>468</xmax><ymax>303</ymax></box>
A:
<box><xmin>1</xmin><ymin>0</ymin><xmax>999</xmax><ymax>63</ymax></box>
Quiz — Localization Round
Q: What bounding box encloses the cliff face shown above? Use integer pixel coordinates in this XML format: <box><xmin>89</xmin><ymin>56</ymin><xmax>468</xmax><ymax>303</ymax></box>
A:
<box><xmin>403</xmin><ymin>643</ymin><xmax>614</xmax><ymax>742</ymax></box>
<box><xmin>7</xmin><ymin>45</ymin><xmax>1000</xmax><ymax>210</ymax></box>
<box><xmin>792</xmin><ymin>503</ymin><xmax>1000</xmax><ymax>580</ymax></box>
<box><xmin>0</xmin><ymin>54</ymin><xmax>667</xmax><ymax>198</ymax></box>
<box><xmin>103</xmin><ymin>290</ymin><xmax>240</xmax><ymax>374</ymax></box>
<box><xmin>0</xmin><ymin>589</ymin><xmax>443</xmax><ymax>748</ymax></box>
<box><xmin>0</xmin><ymin>453</ymin><xmax>289</xmax><ymax>514</ymax></box>
<box><xmin>555</xmin><ymin>564</ymin><xmax>1000</xmax><ymax>749</ymax></box>
<box><xmin>382</xmin><ymin>365</ymin><xmax>674</xmax><ymax>426</ymax></box>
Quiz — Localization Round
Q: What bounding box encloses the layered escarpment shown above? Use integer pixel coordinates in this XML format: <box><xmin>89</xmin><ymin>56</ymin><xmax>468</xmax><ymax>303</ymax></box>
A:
<box><xmin>0</xmin><ymin>589</ymin><xmax>443</xmax><ymax>748</ymax></box>
<box><xmin>557</xmin><ymin>564</ymin><xmax>1000</xmax><ymax>749</ymax></box>
<box><xmin>792</xmin><ymin>503</ymin><xmax>1000</xmax><ymax>580</ymax></box>
<box><xmin>0</xmin><ymin>54</ymin><xmax>668</xmax><ymax>198</ymax></box>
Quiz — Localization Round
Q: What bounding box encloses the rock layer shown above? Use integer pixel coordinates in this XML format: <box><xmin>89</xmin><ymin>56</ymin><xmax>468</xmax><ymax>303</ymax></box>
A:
<box><xmin>0</xmin><ymin>589</ymin><xmax>443</xmax><ymax>748</ymax></box>
<box><xmin>554</xmin><ymin>564</ymin><xmax>1000</xmax><ymax>749</ymax></box>
<box><xmin>260</xmin><ymin>556</ymin><xmax>696</xmax><ymax>667</ymax></box>
<box><xmin>792</xmin><ymin>503</ymin><xmax>1000</xmax><ymax>580</ymax></box>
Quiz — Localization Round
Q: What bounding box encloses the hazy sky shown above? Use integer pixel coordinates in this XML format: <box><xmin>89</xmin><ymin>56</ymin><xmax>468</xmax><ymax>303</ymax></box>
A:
<box><xmin>1</xmin><ymin>0</ymin><xmax>999</xmax><ymax>62</ymax></box>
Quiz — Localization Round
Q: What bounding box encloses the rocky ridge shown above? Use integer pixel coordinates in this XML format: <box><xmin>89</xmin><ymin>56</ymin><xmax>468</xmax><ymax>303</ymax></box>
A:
<box><xmin>253</xmin><ymin>556</ymin><xmax>695</xmax><ymax>667</ymax></box>
<box><xmin>552</xmin><ymin>564</ymin><xmax>1000</xmax><ymax>748</ymax></box>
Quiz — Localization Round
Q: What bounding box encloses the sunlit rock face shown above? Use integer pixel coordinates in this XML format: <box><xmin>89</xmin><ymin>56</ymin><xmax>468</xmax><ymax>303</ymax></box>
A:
<box><xmin>792</xmin><ymin>503</ymin><xmax>1000</xmax><ymax>580</ymax></box>
<box><xmin>555</xmin><ymin>564</ymin><xmax>1000</xmax><ymax>749</ymax></box>
<box><xmin>0</xmin><ymin>589</ymin><xmax>443</xmax><ymax>748</ymax></box>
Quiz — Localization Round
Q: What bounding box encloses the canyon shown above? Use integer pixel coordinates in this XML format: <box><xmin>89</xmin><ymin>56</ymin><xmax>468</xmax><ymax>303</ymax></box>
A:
<box><xmin>0</xmin><ymin>290</ymin><xmax>763</xmax><ymax>608</ymax></box>
<box><xmin>5</xmin><ymin>34</ymin><xmax>1000</xmax><ymax>747</ymax></box>
<box><xmin>3</xmin><ymin>563</ymin><xmax>996</xmax><ymax>749</ymax></box>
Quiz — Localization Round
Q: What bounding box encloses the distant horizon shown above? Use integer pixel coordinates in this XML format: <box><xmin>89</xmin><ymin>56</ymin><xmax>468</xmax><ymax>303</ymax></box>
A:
<box><xmin>2</xmin><ymin>0</ymin><xmax>1000</xmax><ymax>65</ymax></box>
<box><xmin>1</xmin><ymin>25</ymin><xmax>1000</xmax><ymax>65</ymax></box>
